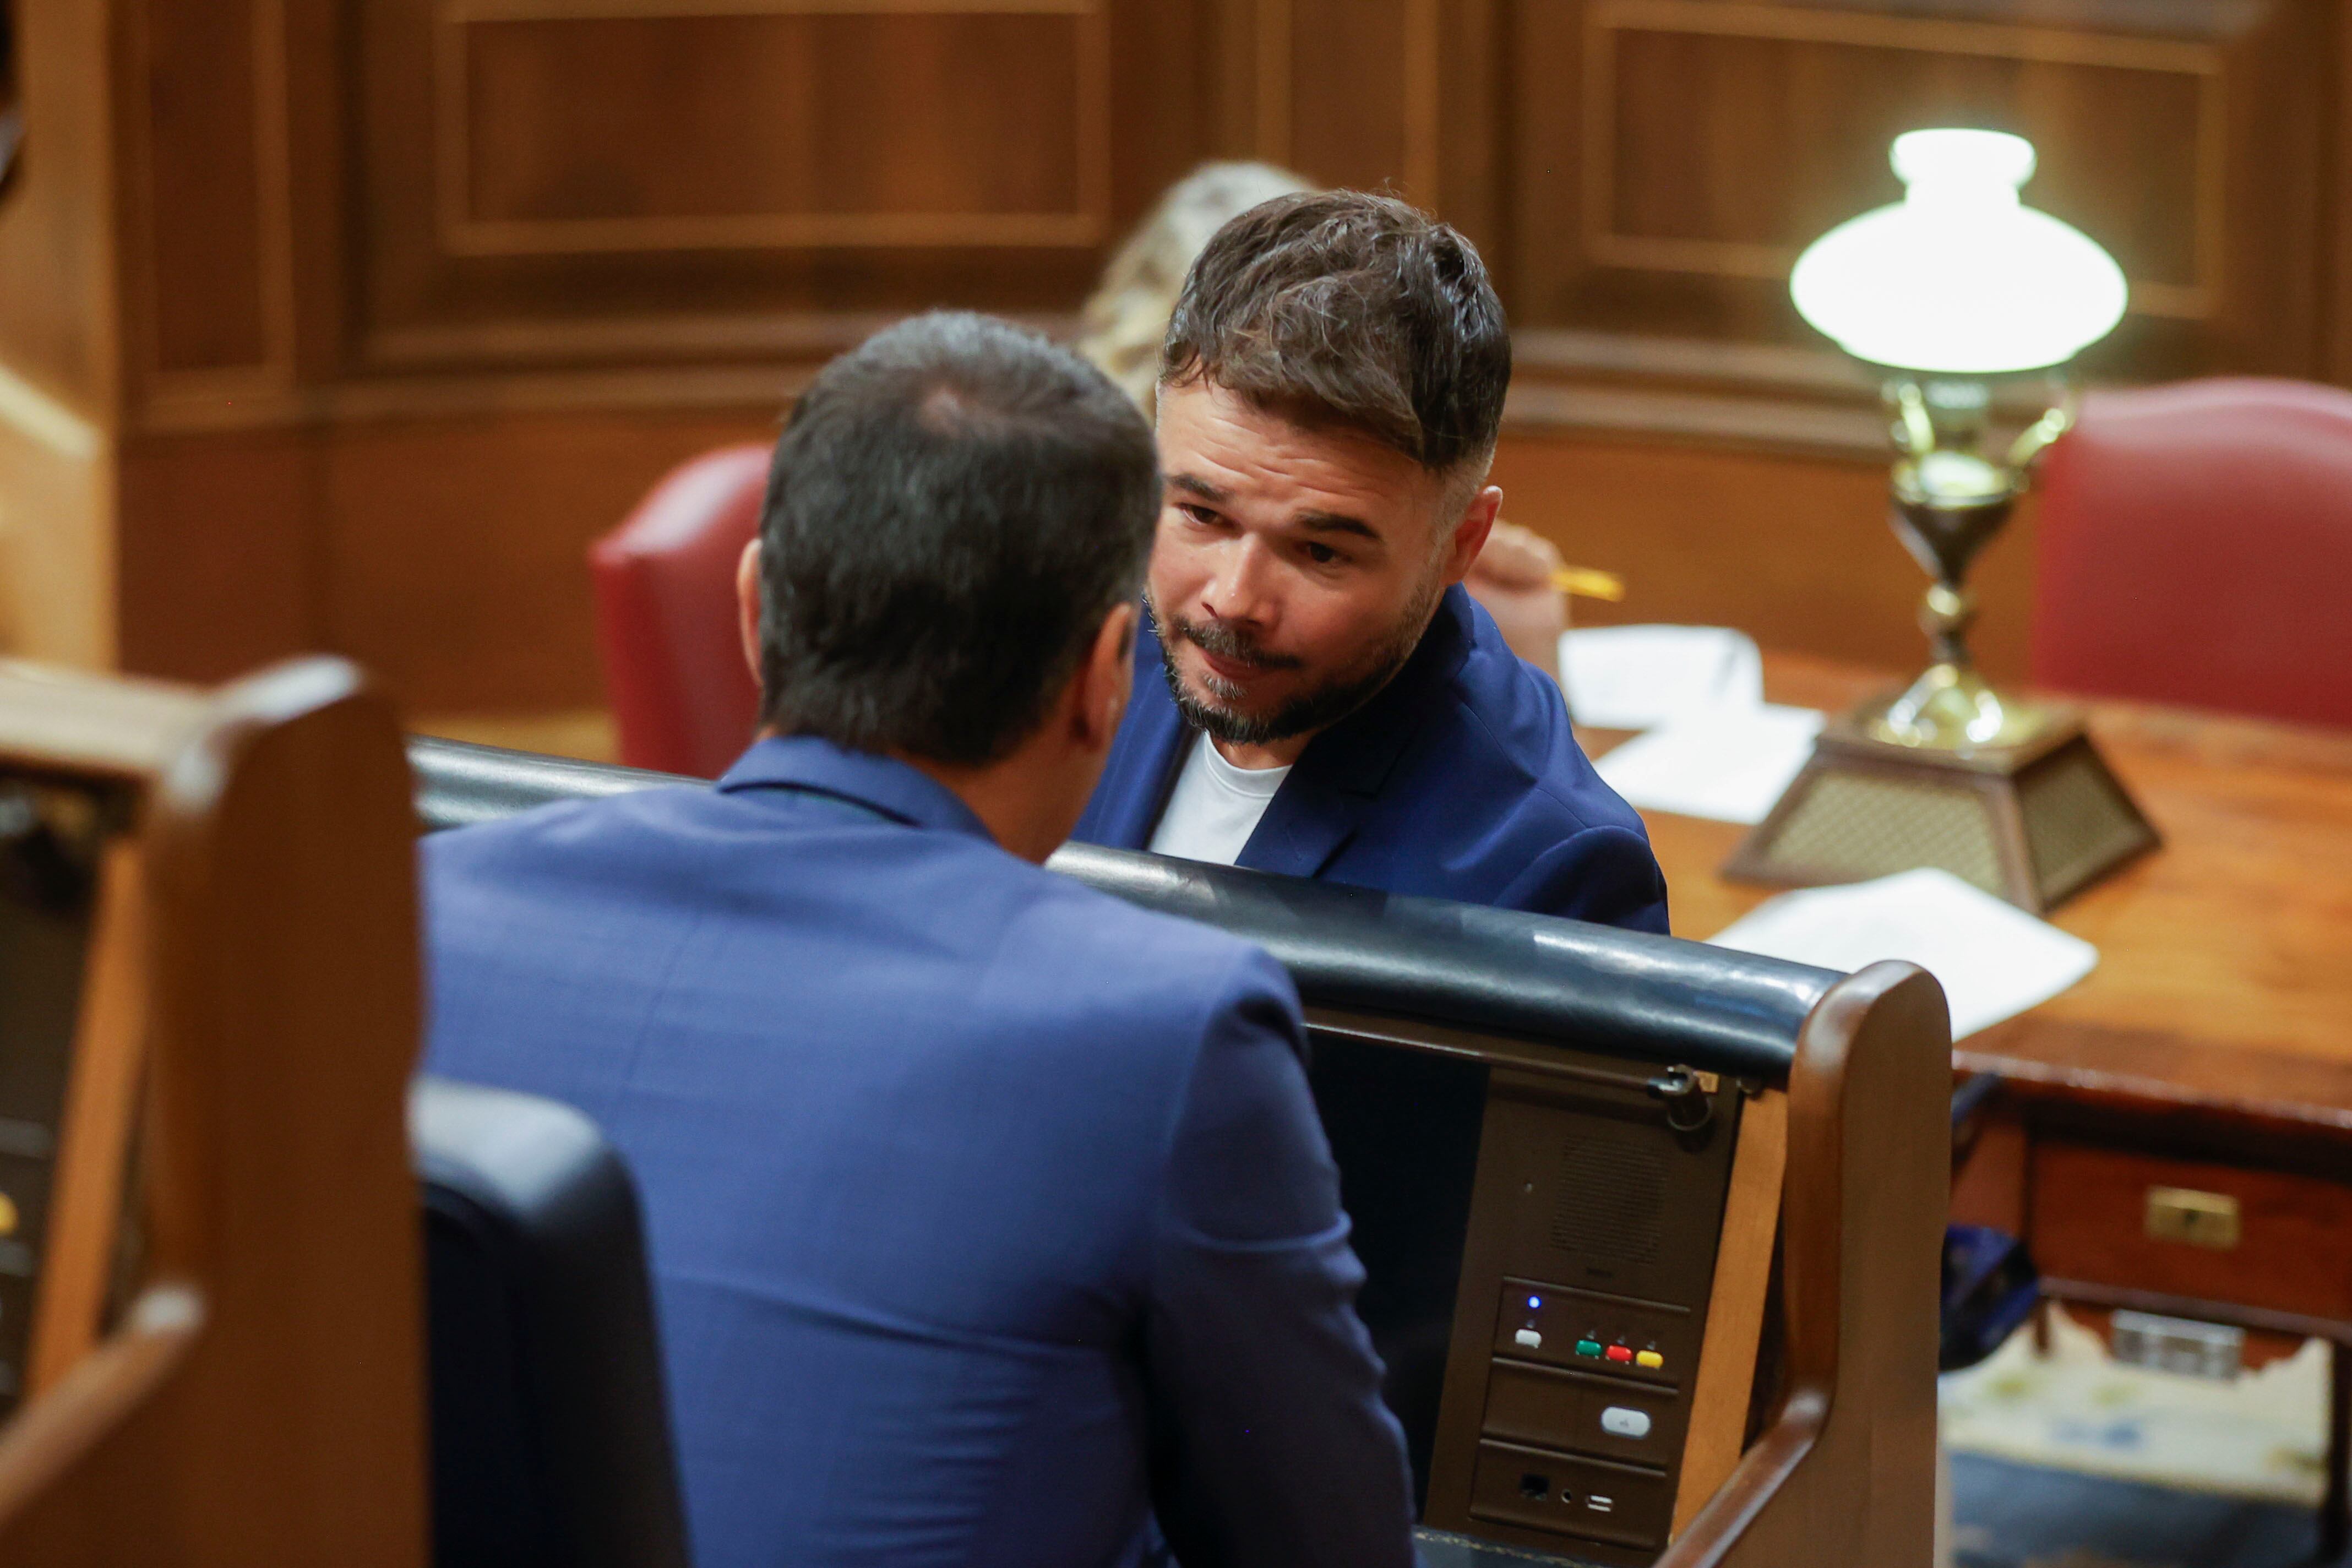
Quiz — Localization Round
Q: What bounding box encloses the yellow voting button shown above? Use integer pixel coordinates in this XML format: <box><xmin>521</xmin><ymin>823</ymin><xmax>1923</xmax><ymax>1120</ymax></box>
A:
<box><xmin>0</xmin><ymin>1191</ymin><xmax>17</xmax><ymax>1237</ymax></box>
<box><xmin>1634</xmin><ymin>1349</ymin><xmax>1664</xmax><ymax>1370</ymax></box>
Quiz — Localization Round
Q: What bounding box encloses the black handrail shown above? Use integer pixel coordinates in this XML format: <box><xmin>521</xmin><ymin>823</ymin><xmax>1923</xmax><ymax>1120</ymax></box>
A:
<box><xmin>408</xmin><ymin>736</ymin><xmax>1836</xmax><ymax>1082</ymax></box>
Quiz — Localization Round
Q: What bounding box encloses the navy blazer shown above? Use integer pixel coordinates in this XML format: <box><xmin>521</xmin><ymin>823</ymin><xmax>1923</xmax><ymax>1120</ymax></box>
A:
<box><xmin>1075</xmin><ymin>585</ymin><xmax>1670</xmax><ymax>932</ymax></box>
<box><xmin>422</xmin><ymin>738</ymin><xmax>1418</xmax><ymax>1568</ymax></box>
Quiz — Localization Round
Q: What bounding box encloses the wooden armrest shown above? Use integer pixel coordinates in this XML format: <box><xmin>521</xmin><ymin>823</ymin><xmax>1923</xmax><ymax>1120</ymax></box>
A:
<box><xmin>0</xmin><ymin>1286</ymin><xmax>204</xmax><ymax>1528</ymax></box>
<box><xmin>1658</xmin><ymin>961</ymin><xmax>1949</xmax><ymax>1568</ymax></box>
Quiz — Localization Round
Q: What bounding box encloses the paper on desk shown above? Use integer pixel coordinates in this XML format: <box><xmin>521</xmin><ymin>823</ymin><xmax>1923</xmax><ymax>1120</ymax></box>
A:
<box><xmin>1707</xmin><ymin>868</ymin><xmax>2099</xmax><ymax>1041</ymax></box>
<box><xmin>1592</xmin><ymin>704</ymin><xmax>1823</xmax><ymax>825</ymax></box>
<box><xmin>1560</xmin><ymin>624</ymin><xmax>1766</xmax><ymax>730</ymax></box>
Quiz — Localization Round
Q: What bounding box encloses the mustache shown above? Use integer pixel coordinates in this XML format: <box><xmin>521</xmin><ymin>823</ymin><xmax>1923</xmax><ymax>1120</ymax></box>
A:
<box><xmin>1167</xmin><ymin>612</ymin><xmax>1304</xmax><ymax>672</ymax></box>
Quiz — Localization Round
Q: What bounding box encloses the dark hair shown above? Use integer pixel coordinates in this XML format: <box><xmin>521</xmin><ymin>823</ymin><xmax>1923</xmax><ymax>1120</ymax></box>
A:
<box><xmin>1161</xmin><ymin>189</ymin><xmax>1511</xmax><ymax>474</ymax></box>
<box><xmin>757</xmin><ymin>312</ymin><xmax>1158</xmax><ymax>766</ymax></box>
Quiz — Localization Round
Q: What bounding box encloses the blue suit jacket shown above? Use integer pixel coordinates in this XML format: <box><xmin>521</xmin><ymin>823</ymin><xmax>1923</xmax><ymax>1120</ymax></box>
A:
<box><xmin>1074</xmin><ymin>585</ymin><xmax>1670</xmax><ymax>932</ymax></box>
<box><xmin>422</xmin><ymin>738</ymin><xmax>1418</xmax><ymax>1568</ymax></box>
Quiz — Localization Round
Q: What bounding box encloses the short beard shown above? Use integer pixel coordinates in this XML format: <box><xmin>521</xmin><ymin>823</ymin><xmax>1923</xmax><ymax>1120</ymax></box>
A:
<box><xmin>1151</xmin><ymin>571</ymin><xmax>1445</xmax><ymax>749</ymax></box>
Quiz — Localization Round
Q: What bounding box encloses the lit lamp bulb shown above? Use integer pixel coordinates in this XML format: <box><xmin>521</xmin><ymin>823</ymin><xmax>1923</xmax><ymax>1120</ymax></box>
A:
<box><xmin>1792</xmin><ymin>129</ymin><xmax>2126</xmax><ymax>378</ymax></box>
<box><xmin>1790</xmin><ymin>129</ymin><xmax>2126</xmax><ymax>748</ymax></box>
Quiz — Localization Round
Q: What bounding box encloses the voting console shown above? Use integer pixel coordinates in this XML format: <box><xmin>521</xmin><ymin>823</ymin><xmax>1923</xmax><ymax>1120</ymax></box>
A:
<box><xmin>411</xmin><ymin>738</ymin><xmax>1952</xmax><ymax>1568</ymax></box>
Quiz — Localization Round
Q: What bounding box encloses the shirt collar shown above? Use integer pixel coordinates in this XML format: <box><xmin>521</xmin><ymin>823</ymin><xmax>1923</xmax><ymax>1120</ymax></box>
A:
<box><xmin>715</xmin><ymin>734</ymin><xmax>997</xmax><ymax>844</ymax></box>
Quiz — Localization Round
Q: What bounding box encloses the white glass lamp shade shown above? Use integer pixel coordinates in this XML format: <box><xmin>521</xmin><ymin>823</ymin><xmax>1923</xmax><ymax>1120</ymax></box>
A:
<box><xmin>1790</xmin><ymin>129</ymin><xmax>2127</xmax><ymax>375</ymax></box>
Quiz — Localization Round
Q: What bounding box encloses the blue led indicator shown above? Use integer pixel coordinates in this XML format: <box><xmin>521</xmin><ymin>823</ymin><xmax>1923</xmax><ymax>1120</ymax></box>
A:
<box><xmin>1526</xmin><ymin>1295</ymin><xmax>1543</xmax><ymax>1310</ymax></box>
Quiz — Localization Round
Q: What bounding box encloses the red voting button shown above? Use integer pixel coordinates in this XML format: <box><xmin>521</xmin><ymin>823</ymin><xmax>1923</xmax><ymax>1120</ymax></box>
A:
<box><xmin>1604</xmin><ymin>1343</ymin><xmax>1634</xmax><ymax>1364</ymax></box>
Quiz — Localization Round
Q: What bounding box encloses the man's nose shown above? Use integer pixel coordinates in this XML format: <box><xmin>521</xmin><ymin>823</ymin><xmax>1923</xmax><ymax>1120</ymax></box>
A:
<box><xmin>1200</xmin><ymin>536</ymin><xmax>1278</xmax><ymax>627</ymax></box>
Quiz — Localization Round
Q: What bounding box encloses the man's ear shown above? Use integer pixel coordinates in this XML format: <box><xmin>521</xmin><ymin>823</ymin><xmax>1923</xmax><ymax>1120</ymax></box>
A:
<box><xmin>1072</xmin><ymin>602</ymin><xmax>1136</xmax><ymax>751</ymax></box>
<box><xmin>736</xmin><ymin>538</ymin><xmax>764</xmax><ymax>687</ymax></box>
<box><xmin>1442</xmin><ymin>484</ymin><xmax>1506</xmax><ymax>585</ymax></box>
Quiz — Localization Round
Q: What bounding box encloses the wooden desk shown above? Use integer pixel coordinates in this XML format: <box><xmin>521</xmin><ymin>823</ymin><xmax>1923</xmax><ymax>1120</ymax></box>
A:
<box><xmin>1602</xmin><ymin>652</ymin><xmax>2352</xmax><ymax>1558</ymax></box>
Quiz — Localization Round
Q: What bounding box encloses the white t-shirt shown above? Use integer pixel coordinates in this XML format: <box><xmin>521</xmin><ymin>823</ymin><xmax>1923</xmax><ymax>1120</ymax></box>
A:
<box><xmin>1147</xmin><ymin>731</ymin><xmax>1293</xmax><ymax>866</ymax></box>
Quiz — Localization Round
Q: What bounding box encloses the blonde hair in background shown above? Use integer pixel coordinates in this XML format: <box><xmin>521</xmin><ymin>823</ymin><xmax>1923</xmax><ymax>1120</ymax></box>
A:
<box><xmin>1075</xmin><ymin>161</ymin><xmax>1314</xmax><ymax>417</ymax></box>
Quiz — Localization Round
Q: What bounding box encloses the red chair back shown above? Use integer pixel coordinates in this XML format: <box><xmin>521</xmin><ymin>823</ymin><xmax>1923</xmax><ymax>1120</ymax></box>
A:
<box><xmin>590</xmin><ymin>444</ymin><xmax>770</xmax><ymax>776</ymax></box>
<box><xmin>2033</xmin><ymin>377</ymin><xmax>2352</xmax><ymax>729</ymax></box>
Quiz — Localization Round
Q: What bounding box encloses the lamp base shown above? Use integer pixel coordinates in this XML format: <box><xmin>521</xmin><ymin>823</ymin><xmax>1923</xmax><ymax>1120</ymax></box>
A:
<box><xmin>1722</xmin><ymin>694</ymin><xmax>2159</xmax><ymax>914</ymax></box>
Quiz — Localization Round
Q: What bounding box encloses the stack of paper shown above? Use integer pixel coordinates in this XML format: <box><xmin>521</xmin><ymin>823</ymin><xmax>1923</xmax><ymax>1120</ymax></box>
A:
<box><xmin>1706</xmin><ymin>868</ymin><xmax>2099</xmax><ymax>1040</ymax></box>
<box><xmin>1560</xmin><ymin>624</ymin><xmax>1763</xmax><ymax>730</ymax></box>
<box><xmin>1560</xmin><ymin>624</ymin><xmax>1812</xmax><ymax>825</ymax></box>
<box><xmin>1592</xmin><ymin>705</ymin><xmax>1823</xmax><ymax>825</ymax></box>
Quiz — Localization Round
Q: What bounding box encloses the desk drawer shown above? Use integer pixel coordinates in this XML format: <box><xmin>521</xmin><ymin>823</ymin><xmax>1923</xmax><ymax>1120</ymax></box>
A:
<box><xmin>2030</xmin><ymin>1141</ymin><xmax>2352</xmax><ymax>1322</ymax></box>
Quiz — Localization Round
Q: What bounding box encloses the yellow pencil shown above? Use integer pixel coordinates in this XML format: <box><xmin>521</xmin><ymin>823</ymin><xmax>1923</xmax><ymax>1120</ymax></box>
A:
<box><xmin>1549</xmin><ymin>567</ymin><xmax>1626</xmax><ymax>603</ymax></box>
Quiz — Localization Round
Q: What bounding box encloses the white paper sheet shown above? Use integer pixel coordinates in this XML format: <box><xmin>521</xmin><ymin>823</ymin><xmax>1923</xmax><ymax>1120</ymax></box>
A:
<box><xmin>1592</xmin><ymin>704</ymin><xmax>1824</xmax><ymax>825</ymax></box>
<box><xmin>1560</xmin><ymin>624</ymin><xmax>1765</xmax><ymax>731</ymax></box>
<box><xmin>1706</xmin><ymin>868</ymin><xmax>2099</xmax><ymax>1041</ymax></box>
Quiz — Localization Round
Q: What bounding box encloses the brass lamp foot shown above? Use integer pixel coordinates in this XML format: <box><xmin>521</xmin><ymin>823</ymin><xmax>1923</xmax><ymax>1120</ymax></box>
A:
<box><xmin>1723</xmin><ymin>695</ymin><xmax>2159</xmax><ymax>914</ymax></box>
<box><xmin>1864</xmin><ymin>662</ymin><xmax>2050</xmax><ymax>750</ymax></box>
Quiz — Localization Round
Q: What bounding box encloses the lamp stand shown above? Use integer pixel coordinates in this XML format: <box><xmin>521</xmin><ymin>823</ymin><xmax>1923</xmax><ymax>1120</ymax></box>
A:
<box><xmin>1724</xmin><ymin>413</ymin><xmax>2159</xmax><ymax>913</ymax></box>
<box><xmin>1722</xmin><ymin>700</ymin><xmax>2157</xmax><ymax>914</ymax></box>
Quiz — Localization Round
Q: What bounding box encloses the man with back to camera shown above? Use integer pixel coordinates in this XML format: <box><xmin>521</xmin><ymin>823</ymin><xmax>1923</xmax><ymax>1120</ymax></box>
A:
<box><xmin>1073</xmin><ymin>190</ymin><xmax>1669</xmax><ymax>932</ymax></box>
<box><xmin>421</xmin><ymin>313</ymin><xmax>1419</xmax><ymax>1568</ymax></box>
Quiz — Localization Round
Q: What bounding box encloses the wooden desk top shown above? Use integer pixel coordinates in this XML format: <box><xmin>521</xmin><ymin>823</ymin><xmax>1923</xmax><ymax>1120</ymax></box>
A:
<box><xmin>1604</xmin><ymin>654</ymin><xmax>2352</xmax><ymax>1134</ymax></box>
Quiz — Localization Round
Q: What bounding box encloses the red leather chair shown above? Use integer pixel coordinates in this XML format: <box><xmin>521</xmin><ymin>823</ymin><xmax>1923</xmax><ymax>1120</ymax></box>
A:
<box><xmin>2033</xmin><ymin>377</ymin><xmax>2352</xmax><ymax>730</ymax></box>
<box><xmin>589</xmin><ymin>444</ymin><xmax>770</xmax><ymax>777</ymax></box>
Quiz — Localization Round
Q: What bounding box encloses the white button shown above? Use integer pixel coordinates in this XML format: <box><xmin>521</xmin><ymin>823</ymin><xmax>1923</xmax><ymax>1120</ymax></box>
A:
<box><xmin>1513</xmin><ymin>1328</ymin><xmax>1543</xmax><ymax>1349</ymax></box>
<box><xmin>1600</xmin><ymin>1406</ymin><xmax>1651</xmax><ymax>1439</ymax></box>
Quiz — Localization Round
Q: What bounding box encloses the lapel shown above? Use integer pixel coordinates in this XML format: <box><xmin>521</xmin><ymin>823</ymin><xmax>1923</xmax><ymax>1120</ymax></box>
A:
<box><xmin>1078</xmin><ymin>608</ymin><xmax>1192</xmax><ymax>849</ymax></box>
<box><xmin>1237</xmin><ymin>585</ymin><xmax>1477</xmax><ymax>879</ymax></box>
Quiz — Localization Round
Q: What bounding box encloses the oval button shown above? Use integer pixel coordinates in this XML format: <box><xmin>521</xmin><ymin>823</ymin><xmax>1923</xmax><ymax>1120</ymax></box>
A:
<box><xmin>1600</xmin><ymin>1406</ymin><xmax>1652</xmax><ymax>1440</ymax></box>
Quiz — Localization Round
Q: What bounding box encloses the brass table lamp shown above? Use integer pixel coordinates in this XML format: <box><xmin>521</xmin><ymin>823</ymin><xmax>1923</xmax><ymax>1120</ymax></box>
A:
<box><xmin>1725</xmin><ymin>130</ymin><xmax>2158</xmax><ymax>913</ymax></box>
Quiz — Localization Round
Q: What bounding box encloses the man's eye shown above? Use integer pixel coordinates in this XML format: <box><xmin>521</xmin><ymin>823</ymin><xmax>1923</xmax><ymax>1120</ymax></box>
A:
<box><xmin>1303</xmin><ymin>542</ymin><xmax>1342</xmax><ymax>566</ymax></box>
<box><xmin>1178</xmin><ymin>504</ymin><xmax>1221</xmax><ymax>527</ymax></box>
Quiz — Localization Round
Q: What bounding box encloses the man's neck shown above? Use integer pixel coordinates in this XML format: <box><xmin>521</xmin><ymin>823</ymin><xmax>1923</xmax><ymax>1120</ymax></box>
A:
<box><xmin>894</xmin><ymin>748</ymin><xmax>1082</xmax><ymax>866</ymax></box>
<box><xmin>1209</xmin><ymin>732</ymin><xmax>1309</xmax><ymax>770</ymax></box>
<box><xmin>748</xmin><ymin>727</ymin><xmax>1076</xmax><ymax>864</ymax></box>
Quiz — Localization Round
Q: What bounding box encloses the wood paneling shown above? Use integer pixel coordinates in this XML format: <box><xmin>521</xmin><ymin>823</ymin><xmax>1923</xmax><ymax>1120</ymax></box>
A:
<box><xmin>4</xmin><ymin>0</ymin><xmax>2351</xmax><ymax>707</ymax></box>
<box><xmin>0</xmin><ymin>0</ymin><xmax>120</xmax><ymax>411</ymax></box>
<box><xmin>121</xmin><ymin>406</ymin><xmax>780</xmax><ymax>709</ymax></box>
<box><xmin>0</xmin><ymin>380</ymin><xmax>113</xmax><ymax>669</ymax></box>
<box><xmin>315</xmin><ymin>407</ymin><xmax>779</xmax><ymax>707</ymax></box>
<box><xmin>445</xmin><ymin>8</ymin><xmax>1104</xmax><ymax>253</ymax></box>
<box><xmin>357</xmin><ymin>0</ymin><xmax>1127</xmax><ymax>367</ymax></box>
<box><xmin>1586</xmin><ymin>7</ymin><xmax>2215</xmax><ymax>308</ymax></box>
<box><xmin>138</xmin><ymin>0</ymin><xmax>274</xmax><ymax>371</ymax></box>
<box><xmin>1282</xmin><ymin>0</ymin><xmax>1408</xmax><ymax>193</ymax></box>
<box><xmin>116</xmin><ymin>429</ymin><xmax>318</xmax><ymax>684</ymax></box>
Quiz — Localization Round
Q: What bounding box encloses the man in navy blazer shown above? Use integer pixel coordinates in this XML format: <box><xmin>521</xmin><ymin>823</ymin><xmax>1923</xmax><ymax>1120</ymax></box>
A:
<box><xmin>423</xmin><ymin>314</ymin><xmax>1418</xmax><ymax>1568</ymax></box>
<box><xmin>1071</xmin><ymin>191</ymin><xmax>1668</xmax><ymax>934</ymax></box>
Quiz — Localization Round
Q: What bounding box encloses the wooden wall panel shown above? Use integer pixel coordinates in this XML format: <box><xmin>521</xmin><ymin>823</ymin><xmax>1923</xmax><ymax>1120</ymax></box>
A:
<box><xmin>449</xmin><ymin>10</ymin><xmax>1099</xmax><ymax>251</ymax></box>
<box><xmin>138</xmin><ymin>0</ymin><xmax>273</xmax><ymax>371</ymax></box>
<box><xmin>1593</xmin><ymin>25</ymin><xmax>2209</xmax><ymax>300</ymax></box>
<box><xmin>0</xmin><ymin>0</ymin><xmax>123</xmax><ymax>673</ymax></box>
<box><xmin>0</xmin><ymin>0</ymin><xmax>121</xmax><ymax>413</ymax></box>
<box><xmin>117</xmin><ymin>428</ymin><xmax>318</xmax><ymax>683</ymax></box>
<box><xmin>1282</xmin><ymin>0</ymin><xmax>1409</xmax><ymax>193</ymax></box>
<box><xmin>315</xmin><ymin>408</ymin><xmax>778</xmax><ymax>709</ymax></box>
<box><xmin>355</xmin><ymin>0</ymin><xmax>1124</xmax><ymax>368</ymax></box>
<box><xmin>0</xmin><ymin>385</ymin><xmax>115</xmax><ymax>670</ymax></box>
